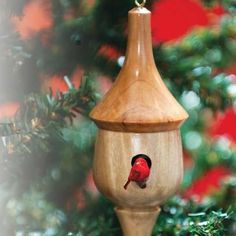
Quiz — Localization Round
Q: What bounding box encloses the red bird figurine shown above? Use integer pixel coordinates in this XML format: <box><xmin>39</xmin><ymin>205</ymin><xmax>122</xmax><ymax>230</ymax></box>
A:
<box><xmin>124</xmin><ymin>157</ymin><xmax>151</xmax><ymax>190</ymax></box>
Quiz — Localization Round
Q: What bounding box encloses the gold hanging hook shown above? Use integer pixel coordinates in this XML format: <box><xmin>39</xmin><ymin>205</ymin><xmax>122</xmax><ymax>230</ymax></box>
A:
<box><xmin>135</xmin><ymin>0</ymin><xmax>146</xmax><ymax>7</ymax></box>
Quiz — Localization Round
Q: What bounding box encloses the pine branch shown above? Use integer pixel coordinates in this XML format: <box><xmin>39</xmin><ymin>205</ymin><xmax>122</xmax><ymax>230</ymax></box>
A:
<box><xmin>153</xmin><ymin>196</ymin><xmax>234</xmax><ymax>236</ymax></box>
<box><xmin>0</xmin><ymin>74</ymin><xmax>98</xmax><ymax>147</ymax></box>
<box><xmin>0</xmin><ymin>74</ymin><xmax>98</xmax><ymax>199</ymax></box>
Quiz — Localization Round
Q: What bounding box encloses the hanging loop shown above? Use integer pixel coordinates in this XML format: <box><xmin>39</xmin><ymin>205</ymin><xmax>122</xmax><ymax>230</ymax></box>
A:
<box><xmin>135</xmin><ymin>0</ymin><xmax>146</xmax><ymax>7</ymax></box>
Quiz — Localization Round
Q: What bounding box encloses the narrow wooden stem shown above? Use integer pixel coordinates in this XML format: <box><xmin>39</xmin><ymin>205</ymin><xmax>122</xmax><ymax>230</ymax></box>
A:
<box><xmin>124</xmin><ymin>7</ymin><xmax>155</xmax><ymax>69</ymax></box>
<box><xmin>115</xmin><ymin>207</ymin><xmax>160</xmax><ymax>236</ymax></box>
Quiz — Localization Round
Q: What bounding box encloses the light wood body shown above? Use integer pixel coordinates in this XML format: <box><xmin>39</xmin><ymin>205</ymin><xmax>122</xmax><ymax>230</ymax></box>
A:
<box><xmin>93</xmin><ymin>129</ymin><xmax>183</xmax><ymax>235</ymax></box>
<box><xmin>93</xmin><ymin>129</ymin><xmax>183</xmax><ymax>208</ymax></box>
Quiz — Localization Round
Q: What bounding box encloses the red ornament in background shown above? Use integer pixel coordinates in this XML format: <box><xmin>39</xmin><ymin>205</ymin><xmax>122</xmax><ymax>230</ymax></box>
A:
<box><xmin>0</xmin><ymin>102</ymin><xmax>19</xmax><ymax>120</ymax></box>
<box><xmin>183</xmin><ymin>166</ymin><xmax>231</xmax><ymax>202</ymax></box>
<box><xmin>41</xmin><ymin>66</ymin><xmax>82</xmax><ymax>96</ymax></box>
<box><xmin>12</xmin><ymin>0</ymin><xmax>53</xmax><ymax>40</ymax></box>
<box><xmin>98</xmin><ymin>44</ymin><xmax>121</xmax><ymax>61</ymax></box>
<box><xmin>151</xmin><ymin>0</ymin><xmax>208</xmax><ymax>43</ymax></box>
<box><xmin>210</xmin><ymin>4</ymin><xmax>226</xmax><ymax>16</ymax></box>
<box><xmin>209</xmin><ymin>108</ymin><xmax>236</xmax><ymax>143</ymax></box>
<box><xmin>41</xmin><ymin>75</ymin><xmax>69</xmax><ymax>96</ymax></box>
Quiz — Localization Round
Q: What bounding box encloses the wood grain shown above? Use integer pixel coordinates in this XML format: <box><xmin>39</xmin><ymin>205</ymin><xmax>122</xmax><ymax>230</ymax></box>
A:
<box><xmin>93</xmin><ymin>129</ymin><xmax>183</xmax><ymax>209</ymax></box>
<box><xmin>93</xmin><ymin>129</ymin><xmax>183</xmax><ymax>235</ymax></box>
<box><xmin>115</xmin><ymin>207</ymin><xmax>160</xmax><ymax>236</ymax></box>
<box><xmin>90</xmin><ymin>7</ymin><xmax>188</xmax><ymax>133</ymax></box>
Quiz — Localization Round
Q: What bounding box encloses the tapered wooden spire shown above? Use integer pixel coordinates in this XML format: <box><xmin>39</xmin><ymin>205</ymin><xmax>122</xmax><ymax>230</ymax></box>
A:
<box><xmin>90</xmin><ymin>7</ymin><xmax>188</xmax><ymax>133</ymax></box>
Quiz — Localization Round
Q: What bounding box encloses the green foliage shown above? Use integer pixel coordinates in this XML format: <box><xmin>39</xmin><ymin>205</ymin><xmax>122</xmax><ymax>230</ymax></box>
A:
<box><xmin>0</xmin><ymin>0</ymin><xmax>236</xmax><ymax>235</ymax></box>
<box><xmin>153</xmin><ymin>197</ymin><xmax>234</xmax><ymax>236</ymax></box>
<box><xmin>0</xmin><ymin>75</ymin><xmax>98</xmax><ymax>235</ymax></box>
<box><xmin>155</xmin><ymin>16</ymin><xmax>236</xmax><ymax>110</ymax></box>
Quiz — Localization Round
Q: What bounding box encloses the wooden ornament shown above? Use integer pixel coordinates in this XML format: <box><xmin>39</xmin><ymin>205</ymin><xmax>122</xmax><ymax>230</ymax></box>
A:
<box><xmin>90</xmin><ymin>5</ymin><xmax>188</xmax><ymax>236</ymax></box>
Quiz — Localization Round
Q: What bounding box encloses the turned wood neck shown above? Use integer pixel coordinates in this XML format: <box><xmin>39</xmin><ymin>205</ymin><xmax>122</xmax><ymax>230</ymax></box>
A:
<box><xmin>124</xmin><ymin>7</ymin><xmax>155</xmax><ymax>69</ymax></box>
<box><xmin>115</xmin><ymin>207</ymin><xmax>160</xmax><ymax>236</ymax></box>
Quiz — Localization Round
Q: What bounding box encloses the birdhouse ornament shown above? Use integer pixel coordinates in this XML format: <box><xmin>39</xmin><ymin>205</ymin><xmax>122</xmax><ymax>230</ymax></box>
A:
<box><xmin>90</xmin><ymin>1</ymin><xmax>188</xmax><ymax>235</ymax></box>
